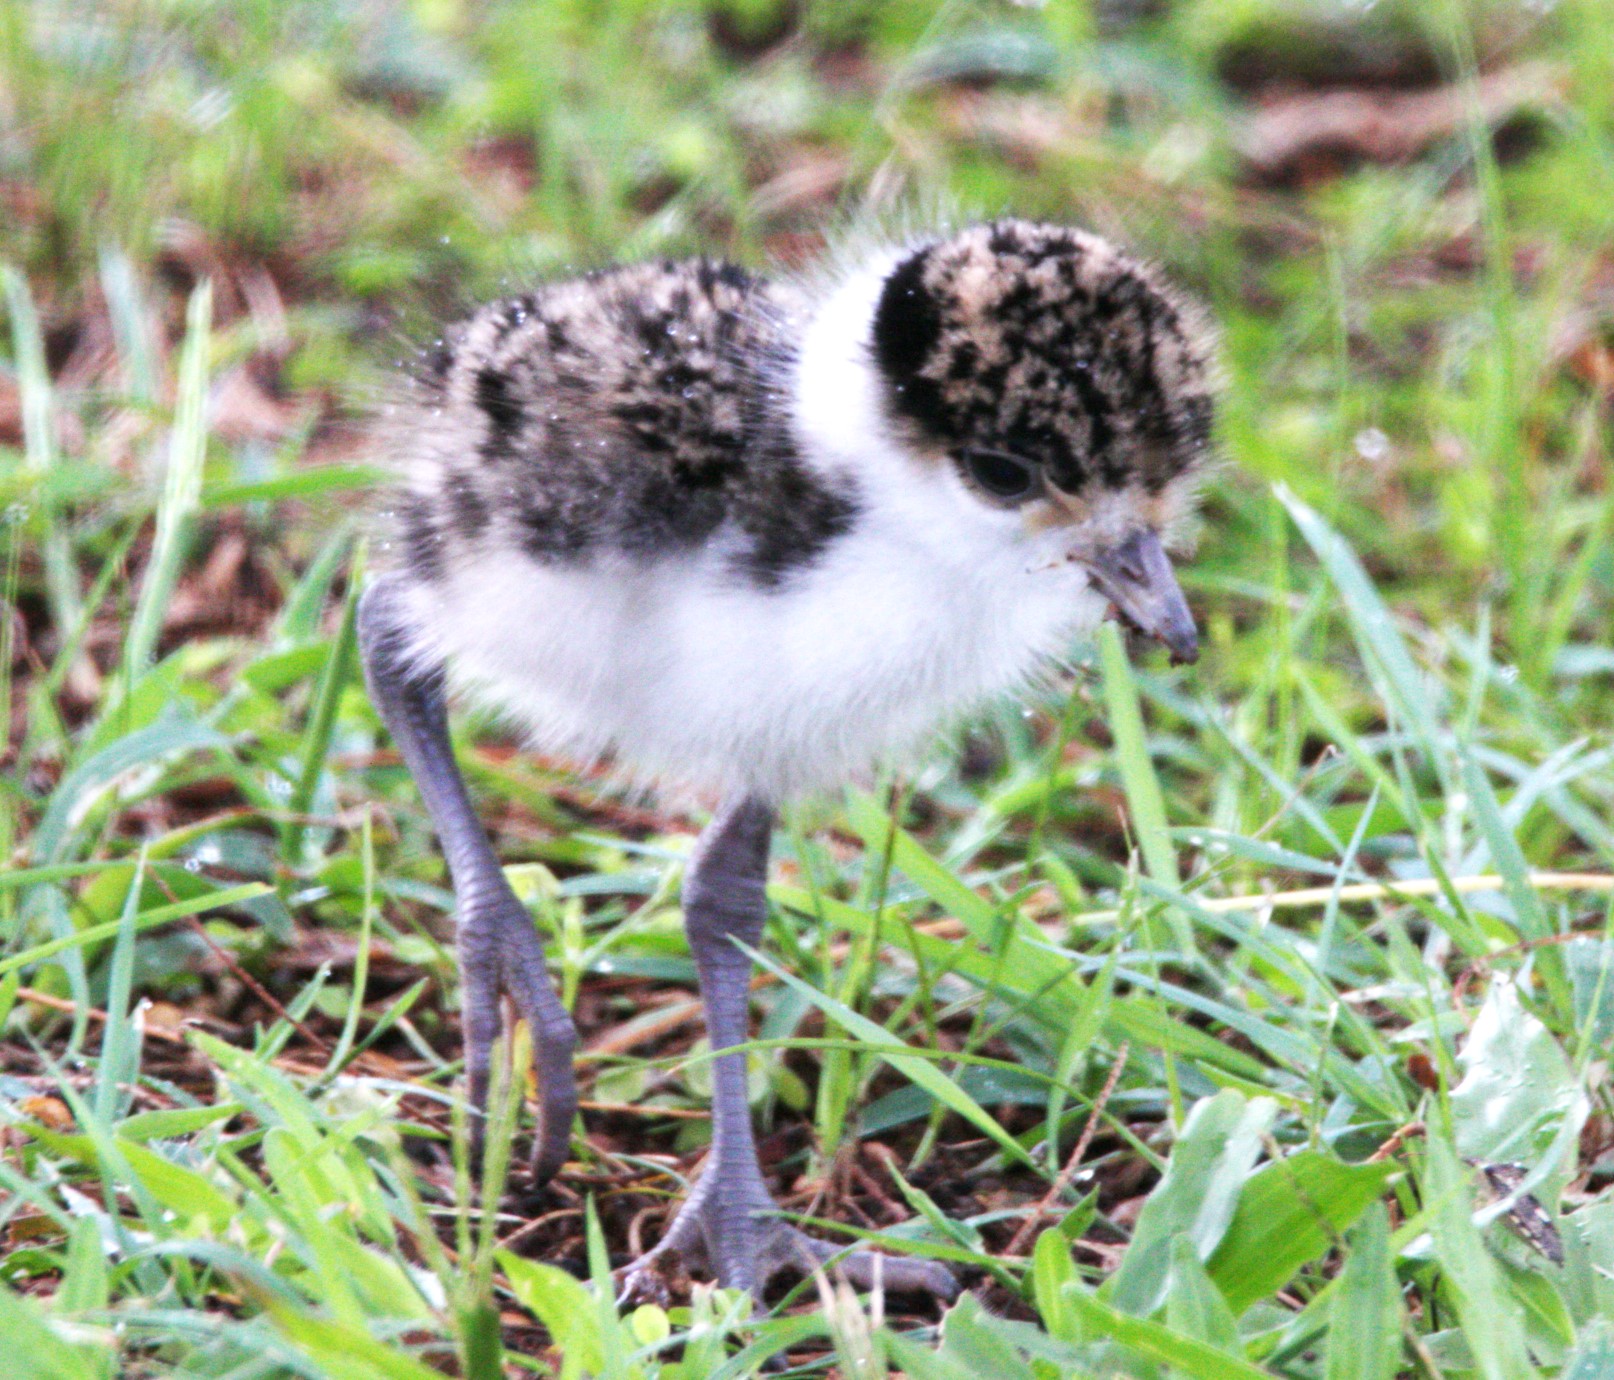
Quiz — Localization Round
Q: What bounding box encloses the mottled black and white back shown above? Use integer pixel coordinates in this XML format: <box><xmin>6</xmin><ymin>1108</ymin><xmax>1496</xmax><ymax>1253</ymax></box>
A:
<box><xmin>390</xmin><ymin>261</ymin><xmax>853</xmax><ymax>587</ymax></box>
<box><xmin>374</xmin><ymin>219</ymin><xmax>1216</xmax><ymax>801</ymax></box>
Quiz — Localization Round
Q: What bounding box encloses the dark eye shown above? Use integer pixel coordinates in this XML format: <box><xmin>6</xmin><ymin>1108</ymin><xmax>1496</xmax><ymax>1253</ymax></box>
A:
<box><xmin>961</xmin><ymin>448</ymin><xmax>1040</xmax><ymax>503</ymax></box>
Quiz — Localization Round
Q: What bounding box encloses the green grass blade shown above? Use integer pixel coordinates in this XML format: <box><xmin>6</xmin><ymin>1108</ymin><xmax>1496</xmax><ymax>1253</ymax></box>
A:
<box><xmin>123</xmin><ymin>280</ymin><xmax>211</xmax><ymax>682</ymax></box>
<box><xmin>283</xmin><ymin>549</ymin><xmax>359</xmax><ymax>860</ymax></box>
<box><xmin>97</xmin><ymin>243</ymin><xmax>158</xmax><ymax>405</ymax></box>
<box><xmin>844</xmin><ymin>789</ymin><xmax>999</xmax><ymax>936</ymax></box>
<box><xmin>746</xmin><ymin>943</ymin><xmax>1041</xmax><ymax>1172</ymax></box>
<box><xmin>2</xmin><ymin>262</ymin><xmax>81</xmax><ymax>640</ymax></box>
<box><xmin>0</xmin><ymin>883</ymin><xmax>271</xmax><ymax>979</ymax></box>
<box><xmin>1460</xmin><ymin>746</ymin><xmax>1548</xmax><ymax>941</ymax></box>
<box><xmin>323</xmin><ymin>810</ymin><xmax>375</xmax><ymax>1082</ymax></box>
<box><xmin>1097</xmin><ymin>622</ymin><xmax>1183</xmax><ymax>901</ymax></box>
<box><xmin>91</xmin><ymin>850</ymin><xmax>147</xmax><ymax>1125</ymax></box>
<box><xmin>57</xmin><ymin>1216</ymin><xmax>110</xmax><ymax>1318</ymax></box>
<box><xmin>269</xmin><ymin>1308</ymin><xmax>448</xmax><ymax>1380</ymax></box>
<box><xmin>1279</xmin><ymin>485</ymin><xmax>1446</xmax><ymax>787</ymax></box>
<box><xmin>31</xmin><ymin>712</ymin><xmax>227</xmax><ymax>864</ymax></box>
<box><xmin>0</xmin><ymin>1284</ymin><xmax>103</xmax><ymax>1380</ymax></box>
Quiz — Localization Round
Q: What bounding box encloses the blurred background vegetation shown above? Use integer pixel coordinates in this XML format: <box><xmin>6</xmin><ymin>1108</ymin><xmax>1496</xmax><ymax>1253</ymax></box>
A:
<box><xmin>2</xmin><ymin>0</ymin><xmax>1612</xmax><ymax>1376</ymax></box>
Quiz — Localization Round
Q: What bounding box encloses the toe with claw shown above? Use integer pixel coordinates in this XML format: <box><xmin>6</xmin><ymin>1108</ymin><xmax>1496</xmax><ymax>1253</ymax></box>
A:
<box><xmin>460</xmin><ymin>899</ymin><xmax>579</xmax><ymax>1184</ymax></box>
<box><xmin>616</xmin><ymin>1167</ymin><xmax>959</xmax><ymax>1307</ymax></box>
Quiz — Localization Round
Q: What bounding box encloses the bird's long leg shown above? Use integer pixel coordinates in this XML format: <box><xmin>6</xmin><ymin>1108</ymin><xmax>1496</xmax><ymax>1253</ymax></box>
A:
<box><xmin>357</xmin><ymin>576</ymin><xmax>577</xmax><ymax>1183</ymax></box>
<box><xmin>618</xmin><ymin>793</ymin><xmax>957</xmax><ymax>1305</ymax></box>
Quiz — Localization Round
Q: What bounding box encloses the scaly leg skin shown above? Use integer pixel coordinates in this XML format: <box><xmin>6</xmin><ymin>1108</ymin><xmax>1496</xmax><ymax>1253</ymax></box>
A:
<box><xmin>358</xmin><ymin>576</ymin><xmax>578</xmax><ymax>1184</ymax></box>
<box><xmin>618</xmin><ymin>795</ymin><xmax>958</xmax><ymax>1307</ymax></box>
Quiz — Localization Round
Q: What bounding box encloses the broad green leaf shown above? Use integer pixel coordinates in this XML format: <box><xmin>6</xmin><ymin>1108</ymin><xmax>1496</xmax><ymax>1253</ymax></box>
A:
<box><xmin>118</xmin><ymin>1103</ymin><xmax>242</xmax><ymax>1141</ymax></box>
<box><xmin>241</xmin><ymin>643</ymin><xmax>329</xmax><ymax>694</ymax></box>
<box><xmin>936</xmin><ymin>1293</ymin><xmax>1039</xmax><ymax>1380</ymax></box>
<box><xmin>1498</xmin><ymin>1255</ymin><xmax>1574</xmax><ymax>1359</ymax></box>
<box><xmin>0</xmin><ymin>1283</ymin><xmax>103</xmax><ymax>1380</ymax></box>
<box><xmin>1326</xmin><ymin>1202</ymin><xmax>1400</xmax><ymax>1380</ymax></box>
<box><xmin>496</xmin><ymin>1251</ymin><xmax>606</xmax><ymax>1379</ymax></box>
<box><xmin>1426</xmin><ymin>1132</ymin><xmax>1536</xmax><ymax>1380</ymax></box>
<box><xmin>1451</xmin><ymin>976</ymin><xmax>1587</xmax><ymax>1167</ymax></box>
<box><xmin>1033</xmin><ymin>1228</ymin><xmax>1083</xmax><ymax>1345</ymax></box>
<box><xmin>629</xmin><ymin>1304</ymin><xmax>669</xmax><ymax>1346</ymax></box>
<box><xmin>71</xmin><ymin>858</ymin><xmax>224</xmax><ymax>927</ymax></box>
<box><xmin>325</xmin><ymin>1232</ymin><xmax>436</xmax><ymax>1324</ymax></box>
<box><xmin>1569</xmin><ymin>1201</ymin><xmax>1614</xmax><ymax>1323</ymax></box>
<box><xmin>1065</xmin><ymin>1289</ymin><xmax>1273</xmax><ymax>1379</ymax></box>
<box><xmin>1565</xmin><ymin>936</ymin><xmax>1614</xmax><ymax>1049</ymax></box>
<box><xmin>270</xmin><ymin>1307</ymin><xmax>446</xmax><ymax>1380</ymax></box>
<box><xmin>1165</xmin><ymin>1235</ymin><xmax>1239</xmax><ymax>1354</ymax></box>
<box><xmin>1106</xmin><ymin>1090</ymin><xmax>1275</xmax><ymax>1316</ymax></box>
<box><xmin>1208</xmin><ymin>1150</ymin><xmax>1398</xmax><ymax>1316</ymax></box>
<box><xmin>113</xmin><ymin>1138</ymin><xmax>239</xmax><ymax>1230</ymax></box>
<box><xmin>1561</xmin><ymin>1321</ymin><xmax>1614</xmax><ymax>1380</ymax></box>
<box><xmin>884</xmin><ymin>1332</ymin><xmax>979</xmax><ymax>1380</ymax></box>
<box><xmin>56</xmin><ymin>1217</ymin><xmax>109</xmax><ymax>1317</ymax></box>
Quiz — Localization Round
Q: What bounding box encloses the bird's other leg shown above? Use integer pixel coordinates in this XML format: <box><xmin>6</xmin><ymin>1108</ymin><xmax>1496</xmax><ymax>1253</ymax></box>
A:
<box><xmin>618</xmin><ymin>794</ymin><xmax>957</xmax><ymax>1305</ymax></box>
<box><xmin>357</xmin><ymin>575</ymin><xmax>577</xmax><ymax>1184</ymax></box>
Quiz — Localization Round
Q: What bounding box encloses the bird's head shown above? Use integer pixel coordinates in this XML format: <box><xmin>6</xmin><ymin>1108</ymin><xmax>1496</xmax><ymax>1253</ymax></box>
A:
<box><xmin>868</xmin><ymin>219</ymin><xmax>1216</xmax><ymax>664</ymax></box>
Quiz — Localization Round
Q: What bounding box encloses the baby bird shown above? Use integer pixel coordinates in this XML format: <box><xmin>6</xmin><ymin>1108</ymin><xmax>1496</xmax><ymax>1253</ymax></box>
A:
<box><xmin>358</xmin><ymin>219</ymin><xmax>1215</xmax><ymax>1304</ymax></box>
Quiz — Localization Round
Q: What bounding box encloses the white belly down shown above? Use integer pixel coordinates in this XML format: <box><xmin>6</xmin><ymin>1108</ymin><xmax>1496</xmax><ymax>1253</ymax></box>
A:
<box><xmin>399</xmin><ymin>515</ymin><xmax>1105</xmax><ymax>802</ymax></box>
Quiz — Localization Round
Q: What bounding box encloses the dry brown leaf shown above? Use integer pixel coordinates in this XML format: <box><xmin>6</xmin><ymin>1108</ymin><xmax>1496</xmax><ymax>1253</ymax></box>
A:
<box><xmin>18</xmin><ymin>1095</ymin><xmax>73</xmax><ymax>1131</ymax></box>
<box><xmin>1239</xmin><ymin>61</ymin><xmax>1564</xmax><ymax>186</ymax></box>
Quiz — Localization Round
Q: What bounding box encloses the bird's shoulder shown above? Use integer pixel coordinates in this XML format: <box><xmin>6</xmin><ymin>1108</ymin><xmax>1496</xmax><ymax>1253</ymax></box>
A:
<box><xmin>423</xmin><ymin>255</ymin><xmax>797</xmax><ymax>453</ymax></box>
<box><xmin>378</xmin><ymin>256</ymin><xmax>856</xmax><ymax>587</ymax></box>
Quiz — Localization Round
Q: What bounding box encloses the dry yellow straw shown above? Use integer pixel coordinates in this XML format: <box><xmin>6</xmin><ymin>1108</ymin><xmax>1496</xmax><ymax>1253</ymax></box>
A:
<box><xmin>1072</xmin><ymin>871</ymin><xmax>1614</xmax><ymax>927</ymax></box>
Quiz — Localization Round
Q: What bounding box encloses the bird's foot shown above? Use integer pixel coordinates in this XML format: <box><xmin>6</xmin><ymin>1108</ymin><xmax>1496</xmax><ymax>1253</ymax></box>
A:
<box><xmin>459</xmin><ymin>893</ymin><xmax>579</xmax><ymax>1184</ymax></box>
<box><xmin>616</xmin><ymin>1166</ymin><xmax>959</xmax><ymax>1307</ymax></box>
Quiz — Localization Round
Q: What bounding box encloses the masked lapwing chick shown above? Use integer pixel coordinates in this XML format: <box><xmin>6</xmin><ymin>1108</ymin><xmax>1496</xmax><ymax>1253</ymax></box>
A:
<box><xmin>358</xmin><ymin>219</ymin><xmax>1217</xmax><ymax>1306</ymax></box>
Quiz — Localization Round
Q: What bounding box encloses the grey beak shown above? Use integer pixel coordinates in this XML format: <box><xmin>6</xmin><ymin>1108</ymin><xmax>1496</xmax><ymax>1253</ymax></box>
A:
<box><xmin>1083</xmin><ymin>528</ymin><xmax>1199</xmax><ymax>665</ymax></box>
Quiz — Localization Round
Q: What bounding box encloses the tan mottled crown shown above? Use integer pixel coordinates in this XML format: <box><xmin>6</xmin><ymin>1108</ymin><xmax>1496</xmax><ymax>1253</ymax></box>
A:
<box><xmin>870</xmin><ymin>219</ymin><xmax>1215</xmax><ymax>499</ymax></box>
